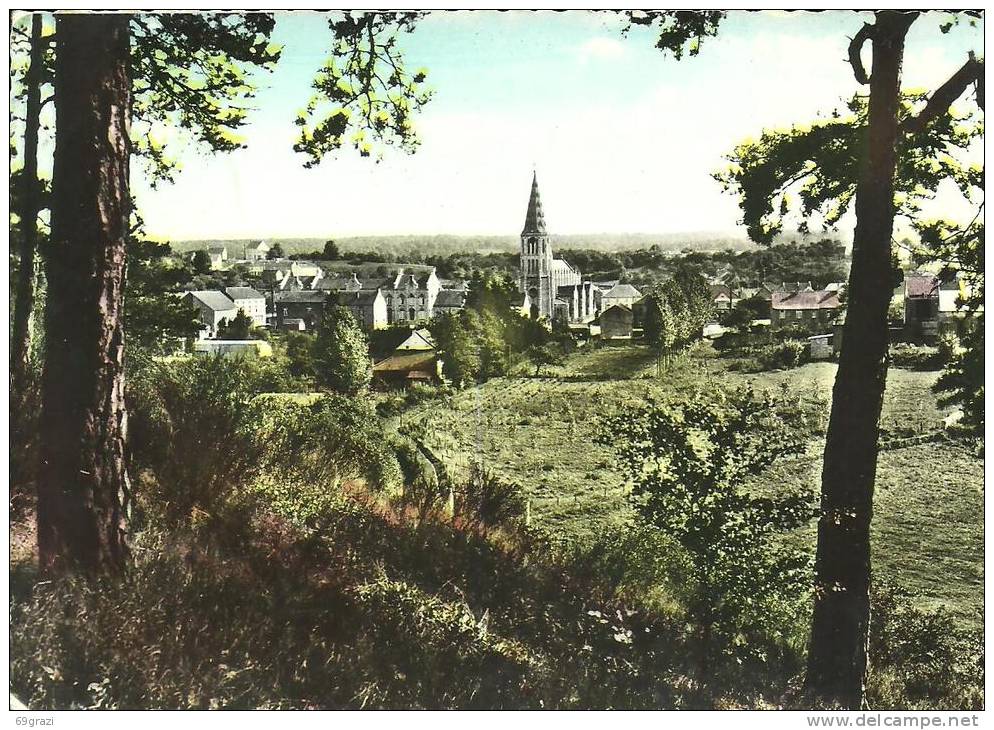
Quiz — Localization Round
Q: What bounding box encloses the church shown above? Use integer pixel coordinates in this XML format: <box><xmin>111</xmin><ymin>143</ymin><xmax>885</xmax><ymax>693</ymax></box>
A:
<box><xmin>518</xmin><ymin>172</ymin><xmax>596</xmax><ymax>322</ymax></box>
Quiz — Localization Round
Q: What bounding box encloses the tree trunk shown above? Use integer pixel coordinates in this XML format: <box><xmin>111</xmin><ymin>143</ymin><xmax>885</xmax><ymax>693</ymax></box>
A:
<box><xmin>805</xmin><ymin>11</ymin><xmax>916</xmax><ymax>709</ymax></box>
<box><xmin>11</xmin><ymin>13</ymin><xmax>44</xmax><ymax>398</ymax></box>
<box><xmin>38</xmin><ymin>13</ymin><xmax>132</xmax><ymax>574</ymax></box>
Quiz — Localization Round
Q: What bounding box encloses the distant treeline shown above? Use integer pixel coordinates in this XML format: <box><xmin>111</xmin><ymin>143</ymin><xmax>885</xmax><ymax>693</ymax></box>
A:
<box><xmin>169</xmin><ymin>231</ymin><xmax>767</xmax><ymax>259</ymax></box>
<box><xmin>169</xmin><ymin>234</ymin><xmax>848</xmax><ymax>289</ymax></box>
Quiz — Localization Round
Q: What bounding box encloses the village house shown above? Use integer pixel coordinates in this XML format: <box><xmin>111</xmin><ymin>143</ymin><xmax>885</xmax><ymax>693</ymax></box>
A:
<box><xmin>313</xmin><ymin>265</ymin><xmax>450</xmax><ymax>324</ymax></box>
<box><xmin>432</xmin><ymin>289</ymin><xmax>468</xmax><ymax>316</ymax></box>
<box><xmin>395</xmin><ymin>328</ymin><xmax>435</xmax><ymax>351</ymax></box>
<box><xmin>272</xmin><ymin>290</ymin><xmax>327</xmax><ymax>331</ymax></box>
<box><xmin>937</xmin><ymin>275</ymin><xmax>981</xmax><ymax>337</ymax></box>
<box><xmin>709</xmin><ymin>284</ymin><xmax>737</xmax><ymax>312</ymax></box>
<box><xmin>597</xmin><ymin>303</ymin><xmax>634</xmax><ymax>340</ymax></box>
<box><xmin>903</xmin><ymin>272</ymin><xmax>940</xmax><ymax>342</ymax></box>
<box><xmin>372</xmin><ymin>351</ymin><xmax>443</xmax><ymax>389</ymax></box>
<box><xmin>207</xmin><ymin>244</ymin><xmax>228</xmax><ymax>270</ymax></box>
<box><xmin>334</xmin><ymin>288</ymin><xmax>388</xmax><ymax>330</ymax></box>
<box><xmin>242</xmin><ymin>240</ymin><xmax>271</xmax><ymax>262</ymax></box>
<box><xmin>184</xmin><ymin>290</ymin><xmax>238</xmax><ymax>339</ymax></box>
<box><xmin>770</xmin><ymin>289</ymin><xmax>841</xmax><ymax>328</ymax></box>
<box><xmin>224</xmin><ymin>286</ymin><xmax>267</xmax><ymax>328</ymax></box>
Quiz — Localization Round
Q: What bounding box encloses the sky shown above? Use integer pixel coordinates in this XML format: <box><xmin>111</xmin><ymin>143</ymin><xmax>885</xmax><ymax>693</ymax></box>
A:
<box><xmin>16</xmin><ymin>10</ymin><xmax>986</xmax><ymax>241</ymax></box>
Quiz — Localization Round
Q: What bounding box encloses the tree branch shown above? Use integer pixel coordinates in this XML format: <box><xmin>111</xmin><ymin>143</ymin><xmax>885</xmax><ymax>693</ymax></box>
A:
<box><xmin>848</xmin><ymin>23</ymin><xmax>875</xmax><ymax>84</ymax></box>
<box><xmin>902</xmin><ymin>54</ymin><xmax>984</xmax><ymax>134</ymax></box>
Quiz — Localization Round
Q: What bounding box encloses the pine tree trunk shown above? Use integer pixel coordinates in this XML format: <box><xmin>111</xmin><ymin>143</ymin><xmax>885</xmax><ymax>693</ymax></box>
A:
<box><xmin>37</xmin><ymin>13</ymin><xmax>132</xmax><ymax>574</ymax></box>
<box><xmin>805</xmin><ymin>11</ymin><xmax>916</xmax><ymax>709</ymax></box>
<box><xmin>11</xmin><ymin>13</ymin><xmax>44</xmax><ymax>398</ymax></box>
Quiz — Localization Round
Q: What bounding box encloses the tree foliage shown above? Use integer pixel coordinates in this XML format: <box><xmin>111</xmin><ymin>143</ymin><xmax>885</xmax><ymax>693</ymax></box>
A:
<box><xmin>312</xmin><ymin>305</ymin><xmax>372</xmax><ymax>395</ymax></box>
<box><xmin>623</xmin><ymin>10</ymin><xmax>725</xmax><ymax>59</ymax></box>
<box><xmin>601</xmin><ymin>388</ymin><xmax>814</xmax><ymax>679</ymax></box>
<box><xmin>715</xmin><ymin>94</ymin><xmax>983</xmax><ymax>244</ymax></box>
<box><xmin>125</xmin><ymin>239</ymin><xmax>201</xmax><ymax>355</ymax></box>
<box><xmin>294</xmin><ymin>11</ymin><xmax>432</xmax><ymax>165</ymax></box>
<box><xmin>130</xmin><ymin>13</ymin><xmax>282</xmax><ymax>184</ymax></box>
<box><xmin>217</xmin><ymin>309</ymin><xmax>253</xmax><ymax>340</ymax></box>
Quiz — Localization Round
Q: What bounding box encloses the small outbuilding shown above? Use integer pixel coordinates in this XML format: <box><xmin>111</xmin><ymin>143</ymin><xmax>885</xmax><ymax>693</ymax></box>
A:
<box><xmin>372</xmin><ymin>351</ymin><xmax>443</xmax><ymax>389</ymax></box>
<box><xmin>597</xmin><ymin>304</ymin><xmax>634</xmax><ymax>340</ymax></box>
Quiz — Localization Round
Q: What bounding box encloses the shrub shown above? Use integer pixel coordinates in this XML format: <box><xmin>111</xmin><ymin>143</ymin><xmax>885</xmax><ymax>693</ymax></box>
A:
<box><xmin>600</xmin><ymin>389</ymin><xmax>816</xmax><ymax>687</ymax></box>
<box><xmin>553</xmin><ymin>523</ymin><xmax>690</xmax><ymax>611</ymax></box>
<box><xmin>456</xmin><ymin>464</ymin><xmax>526</xmax><ymax>529</ymax></box>
<box><xmin>889</xmin><ymin>344</ymin><xmax>942</xmax><ymax>371</ymax></box>
<box><xmin>128</xmin><ymin>356</ymin><xmax>266</xmax><ymax>530</ymax></box>
<box><xmin>867</xmin><ymin>584</ymin><xmax>983</xmax><ymax>710</ymax></box>
<box><xmin>129</xmin><ymin>357</ymin><xmax>400</xmax><ymax>531</ymax></box>
<box><xmin>757</xmin><ymin>339</ymin><xmax>806</xmax><ymax>370</ymax></box>
<box><xmin>392</xmin><ymin>437</ymin><xmax>446</xmax><ymax>524</ymax></box>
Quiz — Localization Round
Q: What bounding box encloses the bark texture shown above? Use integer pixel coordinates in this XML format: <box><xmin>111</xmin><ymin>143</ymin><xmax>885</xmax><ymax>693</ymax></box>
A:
<box><xmin>11</xmin><ymin>13</ymin><xmax>44</xmax><ymax>398</ymax></box>
<box><xmin>38</xmin><ymin>13</ymin><xmax>132</xmax><ymax>574</ymax></box>
<box><xmin>805</xmin><ymin>10</ymin><xmax>916</xmax><ymax>709</ymax></box>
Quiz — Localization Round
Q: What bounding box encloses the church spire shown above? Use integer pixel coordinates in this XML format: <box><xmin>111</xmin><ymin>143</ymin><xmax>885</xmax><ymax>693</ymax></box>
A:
<box><xmin>521</xmin><ymin>170</ymin><xmax>547</xmax><ymax>235</ymax></box>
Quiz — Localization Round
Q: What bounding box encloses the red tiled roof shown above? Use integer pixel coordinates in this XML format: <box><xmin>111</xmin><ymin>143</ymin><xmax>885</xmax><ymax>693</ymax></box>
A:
<box><xmin>905</xmin><ymin>274</ymin><xmax>939</xmax><ymax>298</ymax></box>
<box><xmin>772</xmin><ymin>290</ymin><xmax>840</xmax><ymax>310</ymax></box>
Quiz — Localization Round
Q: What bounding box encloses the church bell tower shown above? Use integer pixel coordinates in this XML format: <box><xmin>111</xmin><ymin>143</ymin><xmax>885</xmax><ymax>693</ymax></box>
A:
<box><xmin>519</xmin><ymin>172</ymin><xmax>554</xmax><ymax>318</ymax></box>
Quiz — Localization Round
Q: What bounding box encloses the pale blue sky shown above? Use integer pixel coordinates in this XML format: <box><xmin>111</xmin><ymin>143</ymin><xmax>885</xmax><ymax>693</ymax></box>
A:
<box><xmin>14</xmin><ymin>10</ymin><xmax>985</xmax><ymax>240</ymax></box>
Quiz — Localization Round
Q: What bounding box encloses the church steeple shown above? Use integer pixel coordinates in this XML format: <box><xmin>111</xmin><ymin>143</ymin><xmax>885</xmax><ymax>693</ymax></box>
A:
<box><xmin>521</xmin><ymin>171</ymin><xmax>547</xmax><ymax>235</ymax></box>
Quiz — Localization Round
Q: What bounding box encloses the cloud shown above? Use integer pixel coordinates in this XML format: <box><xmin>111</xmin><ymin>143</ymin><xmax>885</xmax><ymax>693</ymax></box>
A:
<box><xmin>576</xmin><ymin>36</ymin><xmax>628</xmax><ymax>63</ymax></box>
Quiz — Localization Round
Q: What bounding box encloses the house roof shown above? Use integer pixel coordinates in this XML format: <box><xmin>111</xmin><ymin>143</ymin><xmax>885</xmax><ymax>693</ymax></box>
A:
<box><xmin>187</xmin><ymin>290</ymin><xmax>235</xmax><ymax>312</ymax></box>
<box><xmin>603</xmin><ymin>283</ymin><xmax>642</xmax><ymax>299</ymax></box>
<box><xmin>396</xmin><ymin>329</ymin><xmax>435</xmax><ymax>351</ymax></box>
<box><xmin>521</xmin><ymin>171</ymin><xmax>548</xmax><ymax>235</ymax></box>
<box><xmin>246</xmin><ymin>240</ymin><xmax>270</xmax><ymax>251</ymax></box>
<box><xmin>207</xmin><ymin>245</ymin><xmax>226</xmax><ymax>254</ymax></box>
<box><xmin>434</xmin><ymin>289</ymin><xmax>466</xmax><ymax>307</ymax></box>
<box><xmin>765</xmin><ymin>281</ymin><xmax>814</xmax><ymax>293</ymax></box>
<box><xmin>274</xmin><ymin>291</ymin><xmax>327</xmax><ymax>304</ymax></box>
<box><xmin>905</xmin><ymin>273</ymin><xmax>939</xmax><ymax>298</ymax></box>
<box><xmin>335</xmin><ymin>289</ymin><xmax>382</xmax><ymax>306</ymax></box>
<box><xmin>224</xmin><ymin>286</ymin><xmax>264</xmax><ymax>301</ymax></box>
<box><xmin>772</xmin><ymin>290</ymin><xmax>840</xmax><ymax>310</ymax></box>
<box><xmin>372</xmin><ymin>351</ymin><xmax>437</xmax><ymax>373</ymax></box>
<box><xmin>600</xmin><ymin>303</ymin><xmax>633</xmax><ymax>315</ymax></box>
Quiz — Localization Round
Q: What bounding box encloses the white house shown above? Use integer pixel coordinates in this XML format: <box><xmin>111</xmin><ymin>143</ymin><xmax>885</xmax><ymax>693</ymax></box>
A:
<box><xmin>224</xmin><ymin>286</ymin><xmax>267</xmax><ymax>328</ymax></box>
<box><xmin>207</xmin><ymin>244</ymin><xmax>228</xmax><ymax>270</ymax></box>
<box><xmin>395</xmin><ymin>328</ymin><xmax>435</xmax><ymax>351</ymax></box>
<box><xmin>601</xmin><ymin>283</ymin><xmax>642</xmax><ymax>311</ymax></box>
<box><xmin>184</xmin><ymin>291</ymin><xmax>237</xmax><ymax>339</ymax></box>
<box><xmin>243</xmin><ymin>240</ymin><xmax>271</xmax><ymax>262</ymax></box>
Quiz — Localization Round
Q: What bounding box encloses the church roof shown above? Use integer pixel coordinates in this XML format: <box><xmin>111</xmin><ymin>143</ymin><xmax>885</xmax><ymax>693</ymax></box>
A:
<box><xmin>521</xmin><ymin>171</ymin><xmax>548</xmax><ymax>235</ymax></box>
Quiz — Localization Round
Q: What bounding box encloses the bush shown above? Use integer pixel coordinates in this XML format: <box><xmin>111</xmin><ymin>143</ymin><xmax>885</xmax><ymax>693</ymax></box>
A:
<box><xmin>129</xmin><ymin>357</ymin><xmax>400</xmax><ymax>531</ymax></box>
<box><xmin>867</xmin><ymin>584</ymin><xmax>983</xmax><ymax>710</ymax></box>
<box><xmin>456</xmin><ymin>464</ymin><xmax>526</xmax><ymax>529</ymax></box>
<box><xmin>889</xmin><ymin>344</ymin><xmax>942</xmax><ymax>371</ymax></box>
<box><xmin>553</xmin><ymin>523</ymin><xmax>689</xmax><ymax>611</ymax></box>
<box><xmin>392</xmin><ymin>437</ymin><xmax>446</xmax><ymax>524</ymax></box>
<box><xmin>128</xmin><ymin>356</ymin><xmax>266</xmax><ymax>530</ymax></box>
<box><xmin>757</xmin><ymin>339</ymin><xmax>806</xmax><ymax>370</ymax></box>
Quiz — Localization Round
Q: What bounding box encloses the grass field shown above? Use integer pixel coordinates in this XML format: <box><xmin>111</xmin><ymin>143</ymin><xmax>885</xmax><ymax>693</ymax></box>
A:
<box><xmin>398</xmin><ymin>343</ymin><xmax>982</xmax><ymax>625</ymax></box>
